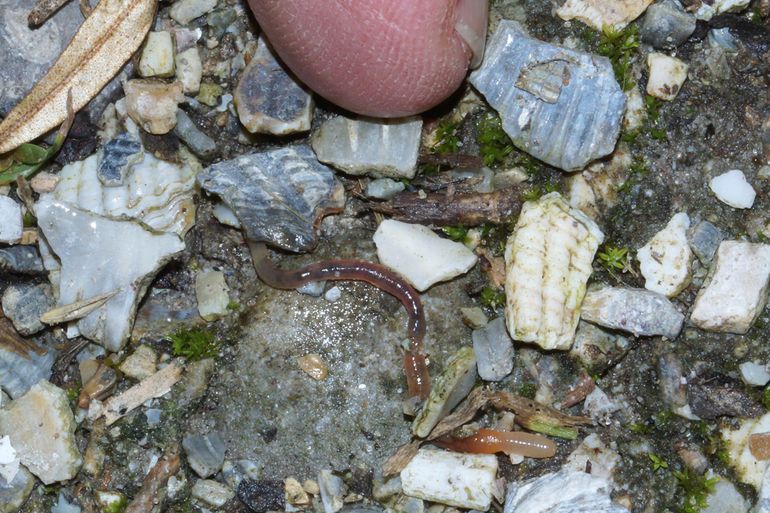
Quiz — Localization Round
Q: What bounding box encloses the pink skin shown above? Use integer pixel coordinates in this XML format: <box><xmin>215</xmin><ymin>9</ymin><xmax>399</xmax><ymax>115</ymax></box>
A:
<box><xmin>247</xmin><ymin>0</ymin><xmax>489</xmax><ymax>118</ymax></box>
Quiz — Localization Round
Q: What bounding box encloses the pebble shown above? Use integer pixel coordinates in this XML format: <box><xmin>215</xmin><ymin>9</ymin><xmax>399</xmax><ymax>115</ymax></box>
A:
<box><xmin>237</xmin><ymin>479</ymin><xmax>286</xmax><ymax>513</ymax></box>
<box><xmin>324</xmin><ymin>286</ymin><xmax>342</xmax><ymax>302</ymax></box>
<box><xmin>284</xmin><ymin>477</ymin><xmax>310</xmax><ymax>505</ymax></box>
<box><xmin>637</xmin><ymin>212</ymin><xmax>692</xmax><ymax>297</ymax></box>
<box><xmin>401</xmin><ymin>449</ymin><xmax>498</xmax><ymax>511</ymax></box>
<box><xmin>94</xmin><ymin>491</ymin><xmax>126</xmax><ymax>513</ymax></box>
<box><xmin>123</xmin><ymin>79</ymin><xmax>184</xmax><ymax>134</ymax></box>
<box><xmin>319</xmin><ymin>470</ymin><xmax>345</xmax><ymax>513</ymax></box>
<box><xmin>622</xmin><ymin>87</ymin><xmax>646</xmax><ymax>133</ymax></box>
<box><xmin>297</xmin><ymin>354</ymin><xmax>329</xmax><ymax>381</ymax></box>
<box><xmin>183</xmin><ymin>432</ymin><xmax>226</xmax><ymax>478</ymax></box>
<box><xmin>0</xmin><ymin>196</ymin><xmax>22</xmax><ymax>244</ymax></box>
<box><xmin>50</xmin><ymin>492</ymin><xmax>81</xmax><ymax>513</ymax></box>
<box><xmin>145</xmin><ymin>408</ymin><xmax>162</xmax><ymax>426</ymax></box>
<box><xmin>658</xmin><ymin>353</ymin><xmax>688</xmax><ymax>407</ymax></box>
<box><xmin>0</xmin><ymin>465</ymin><xmax>34</xmax><ymax>513</ymax></box>
<box><xmin>373</xmin><ymin>220</ymin><xmax>478</xmax><ymax>292</ymax></box>
<box><xmin>174</xmin><ymin>358</ymin><xmax>215</xmax><ymax>407</ymax></box>
<box><xmin>564</xmin><ymin>433</ymin><xmax>620</xmax><ymax>480</ymax></box>
<box><xmin>192</xmin><ymin>479</ymin><xmax>235</xmax><ymax>507</ymax></box>
<box><xmin>206</xmin><ymin>8</ymin><xmax>237</xmax><ymax>39</ymax></box>
<box><xmin>169</xmin><ymin>0</ymin><xmax>218</xmax><ymax>25</ymax></box>
<box><xmin>1</xmin><ymin>283</ymin><xmax>54</xmax><ymax>335</ymax></box>
<box><xmin>119</xmin><ymin>345</ymin><xmax>158</xmax><ymax>380</ymax></box>
<box><xmin>234</xmin><ymin>35</ymin><xmax>314</xmax><ymax>136</ymax></box>
<box><xmin>569</xmin><ymin>321</ymin><xmax>630</xmax><ymax>373</ymax></box>
<box><xmin>0</xmin><ymin>246</ymin><xmax>44</xmax><ymax>275</ymax></box>
<box><xmin>503</xmin><ymin>470</ymin><xmax>630</xmax><ymax>513</ymax></box>
<box><xmin>365</xmin><ymin>178</ymin><xmax>406</xmax><ymax>200</ymax></box>
<box><xmin>138</xmin><ymin>31</ymin><xmax>175</xmax><ymax>78</ymax></box>
<box><xmin>0</xmin><ymin>380</ymin><xmax>82</xmax><ymax>484</ymax></box>
<box><xmin>756</xmin><ymin>466</ymin><xmax>770</xmax><ymax>513</ymax></box>
<box><xmin>472</xmin><ymin>317</ymin><xmax>515</xmax><ymax>381</ymax></box>
<box><xmin>195</xmin><ymin>269</ymin><xmax>230</xmax><ymax>321</ymax></box>
<box><xmin>688</xmin><ymin>221</ymin><xmax>723</xmax><ymax>264</ymax></box>
<box><xmin>174</xmin><ymin>110</ymin><xmax>217</xmax><ymax>159</ymax></box>
<box><xmin>175</xmin><ymin>47</ymin><xmax>203</xmax><ymax>94</ymax></box>
<box><xmin>460</xmin><ymin>307</ymin><xmax>488</xmax><ymax>329</ymax></box>
<box><xmin>708</xmin><ymin>28</ymin><xmax>739</xmax><ymax>52</ymax></box>
<box><xmin>709</xmin><ymin>169</ymin><xmax>756</xmax><ymax>209</ymax></box>
<box><xmin>690</xmin><ymin>241</ymin><xmax>770</xmax><ymax>334</ymax></box>
<box><xmin>646</xmin><ymin>53</ymin><xmax>689</xmax><ymax>101</ymax></box>
<box><xmin>688</xmin><ymin>383</ymin><xmax>762</xmax><ymax>419</ymax></box>
<box><xmin>640</xmin><ymin>0</ymin><xmax>697</xmax><ymax>49</ymax></box>
<box><xmin>580</xmin><ymin>286</ymin><xmax>684</xmax><ymax>339</ymax></box>
<box><xmin>470</xmin><ymin>21</ymin><xmax>625</xmax><ymax>172</ymax></box>
<box><xmin>702</xmin><ymin>479</ymin><xmax>749</xmax><ymax>513</ymax></box>
<box><xmin>739</xmin><ymin>362</ymin><xmax>770</xmax><ymax>387</ymax></box>
<box><xmin>556</xmin><ymin>0</ymin><xmax>653</xmax><ymax>30</ymax></box>
<box><xmin>312</xmin><ymin>115</ymin><xmax>423</xmax><ymax>180</ymax></box>
<box><xmin>694</xmin><ymin>0</ymin><xmax>751</xmax><ymax>20</ymax></box>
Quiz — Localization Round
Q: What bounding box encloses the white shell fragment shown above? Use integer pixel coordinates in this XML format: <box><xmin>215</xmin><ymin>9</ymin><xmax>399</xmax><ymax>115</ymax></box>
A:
<box><xmin>0</xmin><ymin>196</ymin><xmax>22</xmax><ymax>244</ymax></box>
<box><xmin>709</xmin><ymin>170</ymin><xmax>756</xmax><ymax>209</ymax></box>
<box><xmin>312</xmin><ymin>116</ymin><xmax>423</xmax><ymax>179</ymax></box>
<box><xmin>138</xmin><ymin>31</ymin><xmax>175</xmax><ymax>78</ymax></box>
<box><xmin>722</xmin><ymin>412</ymin><xmax>770</xmax><ymax>488</ymax></box>
<box><xmin>637</xmin><ymin>212</ymin><xmax>692</xmax><ymax>297</ymax></box>
<box><xmin>374</xmin><ymin>220</ymin><xmax>478</xmax><ymax>292</ymax></box>
<box><xmin>503</xmin><ymin>471</ymin><xmax>630</xmax><ymax>513</ymax></box>
<box><xmin>690</xmin><ymin>241</ymin><xmax>770</xmax><ymax>334</ymax></box>
<box><xmin>646</xmin><ymin>53</ymin><xmax>689</xmax><ymax>101</ymax></box>
<box><xmin>470</xmin><ymin>21</ymin><xmax>626</xmax><ymax>172</ymax></box>
<box><xmin>556</xmin><ymin>0</ymin><xmax>654</xmax><ymax>31</ymax></box>
<box><xmin>195</xmin><ymin>269</ymin><xmax>230</xmax><ymax>321</ymax></box>
<box><xmin>581</xmin><ymin>286</ymin><xmax>684</xmax><ymax>339</ymax></box>
<box><xmin>401</xmin><ymin>449</ymin><xmax>498</xmax><ymax>511</ymax></box>
<box><xmin>695</xmin><ymin>0</ymin><xmax>751</xmax><ymax>20</ymax></box>
<box><xmin>504</xmin><ymin>193</ymin><xmax>604</xmax><ymax>350</ymax></box>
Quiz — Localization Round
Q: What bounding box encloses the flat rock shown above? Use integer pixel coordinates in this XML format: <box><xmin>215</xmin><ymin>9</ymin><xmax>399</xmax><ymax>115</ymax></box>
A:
<box><xmin>472</xmin><ymin>317</ymin><xmax>514</xmax><ymax>381</ymax></box>
<box><xmin>183</xmin><ymin>432</ymin><xmax>226</xmax><ymax>478</ymax></box>
<box><xmin>170</xmin><ymin>0</ymin><xmax>218</xmax><ymax>25</ymax></box>
<box><xmin>138</xmin><ymin>31</ymin><xmax>175</xmax><ymax>78</ymax></box>
<box><xmin>1</xmin><ymin>283</ymin><xmax>54</xmax><ymax>335</ymax></box>
<box><xmin>723</xmin><ymin>413</ymin><xmax>770</xmax><ymax>488</ymax></box>
<box><xmin>580</xmin><ymin>286</ymin><xmax>684</xmax><ymax>339</ymax></box>
<box><xmin>0</xmin><ymin>380</ymin><xmax>82</xmax><ymax>484</ymax></box>
<box><xmin>0</xmin><ymin>246</ymin><xmax>44</xmax><ymax>275</ymax></box>
<box><xmin>0</xmin><ymin>196</ymin><xmax>22</xmax><ymax>244</ymax></box>
<box><xmin>690</xmin><ymin>241</ymin><xmax>770</xmax><ymax>334</ymax></box>
<box><xmin>197</xmin><ymin>145</ymin><xmax>345</xmax><ymax>252</ymax></box>
<box><xmin>237</xmin><ymin>479</ymin><xmax>285</xmax><ymax>513</ymax></box>
<box><xmin>195</xmin><ymin>269</ymin><xmax>230</xmax><ymax>321</ymax></box>
<box><xmin>637</xmin><ymin>212</ymin><xmax>692</xmax><ymax>297</ymax></box>
<box><xmin>504</xmin><ymin>470</ymin><xmax>630</xmax><ymax>513</ymax></box>
<box><xmin>119</xmin><ymin>345</ymin><xmax>157</xmax><ymax>380</ymax></box>
<box><xmin>312</xmin><ymin>116</ymin><xmax>422</xmax><ymax>179</ymax></box>
<box><xmin>470</xmin><ymin>21</ymin><xmax>625</xmax><ymax>172</ymax></box>
<box><xmin>124</xmin><ymin>79</ymin><xmax>184</xmax><ymax>135</ymax></box>
<box><xmin>234</xmin><ymin>35</ymin><xmax>313</xmax><ymax>135</ymax></box>
<box><xmin>176</xmin><ymin>47</ymin><xmax>202</xmax><ymax>94</ymax></box>
<box><xmin>175</xmin><ymin>110</ymin><xmax>217</xmax><ymax>159</ymax></box>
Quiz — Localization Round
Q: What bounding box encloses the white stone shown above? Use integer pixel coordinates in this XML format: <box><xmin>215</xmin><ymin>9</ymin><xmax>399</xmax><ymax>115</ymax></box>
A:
<box><xmin>739</xmin><ymin>362</ymin><xmax>770</xmax><ymax>387</ymax></box>
<box><xmin>0</xmin><ymin>381</ymin><xmax>82</xmax><ymax>484</ymax></box>
<box><xmin>318</xmin><ymin>469</ymin><xmax>344</xmax><ymax>513</ymax></box>
<box><xmin>373</xmin><ymin>220</ymin><xmax>477</xmax><ymax>292</ymax></box>
<box><xmin>556</xmin><ymin>0</ymin><xmax>654</xmax><ymax>30</ymax></box>
<box><xmin>503</xmin><ymin>470</ymin><xmax>630</xmax><ymax>513</ymax></box>
<box><xmin>564</xmin><ymin>433</ymin><xmax>620</xmax><ymax>480</ymax></box>
<box><xmin>637</xmin><ymin>212</ymin><xmax>692</xmax><ymax>297</ymax></box>
<box><xmin>212</xmin><ymin>202</ymin><xmax>241</xmax><ymax>228</ymax></box>
<box><xmin>175</xmin><ymin>48</ymin><xmax>202</xmax><ymax>94</ymax></box>
<box><xmin>505</xmin><ymin>193</ymin><xmax>604</xmax><ymax>350</ymax></box>
<box><xmin>0</xmin><ymin>435</ymin><xmax>19</xmax><ymax>484</ymax></box>
<box><xmin>401</xmin><ymin>449</ymin><xmax>498</xmax><ymax>511</ymax></box>
<box><xmin>324</xmin><ymin>286</ymin><xmax>341</xmax><ymax>302</ymax></box>
<box><xmin>195</xmin><ymin>269</ymin><xmax>230</xmax><ymax>321</ymax></box>
<box><xmin>138</xmin><ymin>31</ymin><xmax>175</xmax><ymax>78</ymax></box>
<box><xmin>690</xmin><ymin>241</ymin><xmax>770</xmax><ymax>334</ymax></box>
<box><xmin>756</xmin><ymin>465</ymin><xmax>770</xmax><ymax>513</ymax></box>
<box><xmin>119</xmin><ymin>345</ymin><xmax>158</xmax><ymax>380</ymax></box>
<box><xmin>623</xmin><ymin>87</ymin><xmax>646</xmax><ymax>132</ymax></box>
<box><xmin>702</xmin><ymin>479</ymin><xmax>749</xmax><ymax>513</ymax></box>
<box><xmin>695</xmin><ymin>0</ymin><xmax>751</xmax><ymax>20</ymax></box>
<box><xmin>709</xmin><ymin>169</ymin><xmax>756</xmax><ymax>209</ymax></box>
<box><xmin>0</xmin><ymin>196</ymin><xmax>22</xmax><ymax>244</ymax></box>
<box><xmin>646</xmin><ymin>53</ymin><xmax>688</xmax><ymax>101</ymax></box>
<box><xmin>124</xmin><ymin>80</ymin><xmax>185</xmax><ymax>135</ymax></box>
<box><xmin>169</xmin><ymin>0</ymin><xmax>218</xmax><ymax>25</ymax></box>
<box><xmin>192</xmin><ymin>479</ymin><xmax>234</xmax><ymax>507</ymax></box>
<box><xmin>722</xmin><ymin>412</ymin><xmax>770</xmax><ymax>488</ymax></box>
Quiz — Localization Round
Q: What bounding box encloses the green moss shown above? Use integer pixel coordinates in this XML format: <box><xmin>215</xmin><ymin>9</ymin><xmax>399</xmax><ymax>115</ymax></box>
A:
<box><xmin>629</xmin><ymin>422</ymin><xmax>652</xmax><ymax>435</ymax></box>
<box><xmin>596</xmin><ymin>244</ymin><xmax>631</xmax><ymax>275</ymax></box>
<box><xmin>226</xmin><ymin>300</ymin><xmax>241</xmax><ymax>311</ymax></box>
<box><xmin>518</xmin><ymin>383</ymin><xmax>537</xmax><ymax>400</ymax></box>
<box><xmin>103</xmin><ymin>495</ymin><xmax>128</xmax><ymax>513</ymax></box>
<box><xmin>596</xmin><ymin>24</ymin><xmax>640</xmax><ymax>92</ymax></box>
<box><xmin>442</xmin><ymin>225</ymin><xmax>470</xmax><ymax>244</ymax></box>
<box><xmin>480</xmin><ymin>286</ymin><xmax>506</xmax><ymax>310</ymax></box>
<box><xmin>762</xmin><ymin>387</ymin><xmax>770</xmax><ymax>410</ymax></box>
<box><xmin>649</xmin><ymin>453</ymin><xmax>669</xmax><ymax>472</ymax></box>
<box><xmin>432</xmin><ymin>119</ymin><xmax>461</xmax><ymax>155</ymax></box>
<box><xmin>168</xmin><ymin>327</ymin><xmax>219</xmax><ymax>361</ymax></box>
<box><xmin>674</xmin><ymin>468</ymin><xmax>718</xmax><ymax>513</ymax></box>
<box><xmin>476</xmin><ymin>113</ymin><xmax>514</xmax><ymax>167</ymax></box>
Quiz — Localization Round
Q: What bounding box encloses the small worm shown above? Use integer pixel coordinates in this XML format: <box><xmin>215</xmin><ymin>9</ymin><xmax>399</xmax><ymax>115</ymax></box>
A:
<box><xmin>436</xmin><ymin>428</ymin><xmax>556</xmax><ymax>458</ymax></box>
<box><xmin>248</xmin><ymin>241</ymin><xmax>431</xmax><ymax>400</ymax></box>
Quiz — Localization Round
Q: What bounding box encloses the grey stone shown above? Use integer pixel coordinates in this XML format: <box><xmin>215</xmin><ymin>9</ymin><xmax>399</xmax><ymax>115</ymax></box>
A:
<box><xmin>312</xmin><ymin>116</ymin><xmax>423</xmax><ymax>179</ymax></box>
<box><xmin>0</xmin><ymin>246</ymin><xmax>45</xmax><ymax>275</ymax></box>
<box><xmin>0</xmin><ymin>465</ymin><xmax>34</xmax><ymax>513</ymax></box>
<box><xmin>640</xmin><ymin>0</ymin><xmax>697</xmax><ymax>49</ymax></box>
<box><xmin>580</xmin><ymin>286</ymin><xmax>685</xmax><ymax>339</ymax></box>
<box><xmin>569</xmin><ymin>321</ymin><xmax>630</xmax><ymax>374</ymax></box>
<box><xmin>708</xmin><ymin>28</ymin><xmax>739</xmax><ymax>52</ymax></box>
<box><xmin>197</xmin><ymin>145</ymin><xmax>345</xmax><ymax>252</ymax></box>
<box><xmin>319</xmin><ymin>470</ymin><xmax>345</xmax><ymax>513</ymax></box>
<box><xmin>0</xmin><ymin>343</ymin><xmax>56</xmax><ymax>399</ymax></box>
<box><xmin>192</xmin><ymin>479</ymin><xmax>234</xmax><ymax>507</ymax></box>
<box><xmin>658</xmin><ymin>353</ymin><xmax>688</xmax><ymax>408</ymax></box>
<box><xmin>689</xmin><ymin>384</ymin><xmax>763</xmax><ymax>419</ymax></box>
<box><xmin>1</xmin><ymin>283</ymin><xmax>54</xmax><ymax>335</ymax></box>
<box><xmin>470</xmin><ymin>21</ymin><xmax>626</xmax><ymax>172</ymax></box>
<box><xmin>366</xmin><ymin>178</ymin><xmax>406</xmax><ymax>200</ymax></box>
<box><xmin>206</xmin><ymin>8</ymin><xmax>238</xmax><ymax>40</ymax></box>
<box><xmin>688</xmin><ymin>221</ymin><xmax>723</xmax><ymax>264</ymax></box>
<box><xmin>50</xmin><ymin>492</ymin><xmax>82</xmax><ymax>513</ymax></box>
<box><xmin>472</xmin><ymin>317</ymin><xmax>514</xmax><ymax>381</ymax></box>
<box><xmin>97</xmin><ymin>133</ymin><xmax>143</xmax><ymax>186</ymax></box>
<box><xmin>173</xmin><ymin>358</ymin><xmax>216</xmax><ymax>407</ymax></box>
<box><xmin>234</xmin><ymin>35</ymin><xmax>313</xmax><ymax>136</ymax></box>
<box><xmin>183</xmin><ymin>432</ymin><xmax>226</xmax><ymax>478</ymax></box>
<box><xmin>175</xmin><ymin>110</ymin><xmax>217</xmax><ymax>159</ymax></box>
<box><xmin>237</xmin><ymin>479</ymin><xmax>285</xmax><ymax>513</ymax></box>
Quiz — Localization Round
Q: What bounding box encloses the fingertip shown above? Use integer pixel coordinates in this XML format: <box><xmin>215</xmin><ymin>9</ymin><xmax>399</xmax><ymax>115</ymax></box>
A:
<box><xmin>454</xmin><ymin>0</ymin><xmax>489</xmax><ymax>68</ymax></box>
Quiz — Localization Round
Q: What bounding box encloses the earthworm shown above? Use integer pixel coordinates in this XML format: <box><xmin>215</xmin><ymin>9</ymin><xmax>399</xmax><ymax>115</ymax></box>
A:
<box><xmin>436</xmin><ymin>428</ymin><xmax>556</xmax><ymax>458</ymax></box>
<box><xmin>248</xmin><ymin>241</ymin><xmax>431</xmax><ymax>400</ymax></box>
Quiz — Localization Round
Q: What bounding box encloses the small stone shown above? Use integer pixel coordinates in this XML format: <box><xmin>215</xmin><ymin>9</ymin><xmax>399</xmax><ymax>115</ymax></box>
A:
<box><xmin>124</xmin><ymin>79</ymin><xmax>184</xmax><ymax>135</ymax></box>
<box><xmin>97</xmin><ymin>132</ymin><xmax>143</xmax><ymax>186</ymax></box>
<box><xmin>0</xmin><ymin>246</ymin><xmax>44</xmax><ymax>275</ymax></box>
<box><xmin>237</xmin><ymin>479</ymin><xmax>285</xmax><ymax>513</ymax></box>
<box><xmin>183</xmin><ymin>432</ymin><xmax>226</xmax><ymax>478</ymax></box>
<box><xmin>138</xmin><ymin>31</ymin><xmax>175</xmax><ymax>78</ymax></box>
<box><xmin>174</xmin><ymin>110</ymin><xmax>217</xmax><ymax>159</ymax></box>
<box><xmin>172</xmin><ymin>27</ymin><xmax>201</xmax><ymax>52</ymax></box>
<box><xmin>297</xmin><ymin>354</ymin><xmax>329</xmax><ymax>381</ymax></box>
<box><xmin>0</xmin><ymin>343</ymin><xmax>56</xmax><ymax>400</ymax></box>
<box><xmin>504</xmin><ymin>471</ymin><xmax>629</xmax><ymax>513</ymax></box>
<box><xmin>758</xmin><ymin>165</ymin><xmax>770</xmax><ymax>180</ymax></box>
<box><xmin>556</xmin><ymin>0</ymin><xmax>654</xmax><ymax>30</ymax></box>
<box><xmin>192</xmin><ymin>479</ymin><xmax>235</xmax><ymax>507</ymax></box>
<box><xmin>0</xmin><ymin>196</ymin><xmax>22</xmax><ymax>244</ymax></box>
<box><xmin>174</xmin><ymin>358</ymin><xmax>215</xmax><ymax>407</ymax></box>
<box><xmin>739</xmin><ymin>362</ymin><xmax>770</xmax><ymax>387</ymax></box>
<box><xmin>723</xmin><ymin>413</ymin><xmax>770</xmax><ymax>488</ymax></box>
<box><xmin>569</xmin><ymin>321</ymin><xmax>630</xmax><ymax>374</ymax></box>
<box><xmin>285</xmin><ymin>477</ymin><xmax>310</xmax><ymax>505</ymax></box>
<box><xmin>94</xmin><ymin>491</ymin><xmax>126</xmax><ymax>513</ymax></box>
<box><xmin>119</xmin><ymin>345</ymin><xmax>158</xmax><ymax>380</ymax></box>
<box><xmin>29</xmin><ymin>172</ymin><xmax>60</xmax><ymax>194</ymax></box>
<box><xmin>564</xmin><ymin>433</ymin><xmax>620</xmax><ymax>480</ymax></box>
<box><xmin>694</xmin><ymin>0</ymin><xmax>751</xmax><ymax>21</ymax></box>
<box><xmin>234</xmin><ymin>35</ymin><xmax>313</xmax><ymax>136</ymax></box>
<box><xmin>296</xmin><ymin>280</ymin><xmax>325</xmax><ymax>297</ymax></box>
<box><xmin>169</xmin><ymin>0</ymin><xmax>218</xmax><ymax>25</ymax></box>
<box><xmin>622</xmin><ymin>87</ymin><xmax>646</xmax><ymax>133</ymax></box>
<box><xmin>0</xmin><ymin>465</ymin><xmax>35</xmax><ymax>513</ymax></box>
<box><xmin>709</xmin><ymin>169</ymin><xmax>756</xmax><ymax>209</ymax></box>
<box><xmin>460</xmin><ymin>307</ymin><xmax>488</xmax><ymax>329</ymax></box>
<box><xmin>145</xmin><ymin>408</ymin><xmax>162</xmax><ymax>426</ymax></box>
<box><xmin>688</xmin><ymin>221</ymin><xmax>723</xmax><ymax>264</ymax></box>
<box><xmin>373</xmin><ymin>220</ymin><xmax>478</xmax><ymax>292</ymax></box>
<box><xmin>690</xmin><ymin>241</ymin><xmax>770</xmax><ymax>334</ymax></box>
<box><xmin>175</xmin><ymin>47</ymin><xmax>202</xmax><ymax>94</ymax></box>
<box><xmin>324</xmin><ymin>286</ymin><xmax>342</xmax><ymax>302</ymax></box>
<box><xmin>197</xmin><ymin>82</ymin><xmax>222</xmax><ymax>107</ymax></box>
<box><xmin>319</xmin><ymin>470</ymin><xmax>345</xmax><ymax>513</ymax></box>
<box><xmin>1</xmin><ymin>283</ymin><xmax>54</xmax><ymax>335</ymax></box>
<box><xmin>365</xmin><ymin>178</ymin><xmax>406</xmax><ymax>200</ymax></box>
<box><xmin>312</xmin><ymin>116</ymin><xmax>422</xmax><ymax>179</ymax></box>
<box><xmin>0</xmin><ymin>380</ymin><xmax>82</xmax><ymax>484</ymax></box>
<box><xmin>401</xmin><ymin>449</ymin><xmax>498</xmax><ymax>511</ymax></box>
<box><xmin>658</xmin><ymin>353</ymin><xmax>688</xmax><ymax>408</ymax></box>
<box><xmin>702</xmin><ymin>479</ymin><xmax>749</xmax><ymax>513</ymax></box>
<box><xmin>689</xmin><ymin>384</ymin><xmax>762</xmax><ymax>419</ymax></box>
<box><xmin>640</xmin><ymin>0</ymin><xmax>697</xmax><ymax>49</ymax></box>
<box><xmin>206</xmin><ymin>8</ymin><xmax>237</xmax><ymax>39</ymax></box>
<box><xmin>637</xmin><ymin>212</ymin><xmax>692</xmax><ymax>297</ymax></box>
<box><xmin>472</xmin><ymin>317</ymin><xmax>514</xmax><ymax>382</ymax></box>
<box><xmin>303</xmin><ymin>479</ymin><xmax>320</xmax><ymax>495</ymax></box>
<box><xmin>195</xmin><ymin>269</ymin><xmax>230</xmax><ymax>321</ymax></box>
<box><xmin>580</xmin><ymin>286</ymin><xmax>684</xmax><ymax>339</ymax></box>
<box><xmin>646</xmin><ymin>53</ymin><xmax>689</xmax><ymax>101</ymax></box>
<box><xmin>50</xmin><ymin>491</ymin><xmax>81</xmax><ymax>513</ymax></box>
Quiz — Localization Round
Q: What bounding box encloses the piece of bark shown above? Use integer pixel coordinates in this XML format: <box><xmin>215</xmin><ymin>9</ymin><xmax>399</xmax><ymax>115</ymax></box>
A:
<box><xmin>381</xmin><ymin>441</ymin><xmax>421</xmax><ymax>477</ymax></box>
<box><xmin>559</xmin><ymin>371</ymin><xmax>596</xmax><ymax>409</ymax></box>
<box><xmin>27</xmin><ymin>0</ymin><xmax>72</xmax><ymax>26</ymax></box>
<box><xmin>489</xmin><ymin>391</ymin><xmax>592</xmax><ymax>435</ymax></box>
<box><xmin>428</xmin><ymin>387</ymin><xmax>490</xmax><ymax>440</ymax></box>
<box><xmin>125</xmin><ymin>448</ymin><xmax>181</xmax><ymax>513</ymax></box>
<box><xmin>418</xmin><ymin>153</ymin><xmax>483</xmax><ymax>169</ymax></box>
<box><xmin>103</xmin><ymin>361</ymin><xmax>183</xmax><ymax>425</ymax></box>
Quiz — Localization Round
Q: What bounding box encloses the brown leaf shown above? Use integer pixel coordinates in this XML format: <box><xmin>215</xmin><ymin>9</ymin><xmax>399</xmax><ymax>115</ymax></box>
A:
<box><xmin>381</xmin><ymin>441</ymin><xmax>421</xmax><ymax>477</ymax></box>
<box><xmin>0</xmin><ymin>0</ymin><xmax>158</xmax><ymax>154</ymax></box>
<box><xmin>0</xmin><ymin>318</ymin><xmax>45</xmax><ymax>358</ymax></box>
<box><xmin>428</xmin><ymin>387</ymin><xmax>490</xmax><ymax>440</ymax></box>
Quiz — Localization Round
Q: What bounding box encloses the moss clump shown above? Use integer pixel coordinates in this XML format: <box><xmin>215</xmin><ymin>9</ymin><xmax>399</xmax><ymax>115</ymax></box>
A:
<box><xmin>432</xmin><ymin>119</ymin><xmax>461</xmax><ymax>155</ymax></box>
<box><xmin>596</xmin><ymin>245</ymin><xmax>631</xmax><ymax>274</ymax></box>
<box><xmin>674</xmin><ymin>468</ymin><xmax>718</xmax><ymax>513</ymax></box>
<box><xmin>441</xmin><ymin>225</ymin><xmax>469</xmax><ymax>244</ymax></box>
<box><xmin>477</xmin><ymin>113</ymin><xmax>513</xmax><ymax>167</ymax></box>
<box><xmin>480</xmin><ymin>286</ymin><xmax>506</xmax><ymax>310</ymax></box>
<box><xmin>596</xmin><ymin>24</ymin><xmax>640</xmax><ymax>92</ymax></box>
<box><xmin>168</xmin><ymin>327</ymin><xmax>219</xmax><ymax>361</ymax></box>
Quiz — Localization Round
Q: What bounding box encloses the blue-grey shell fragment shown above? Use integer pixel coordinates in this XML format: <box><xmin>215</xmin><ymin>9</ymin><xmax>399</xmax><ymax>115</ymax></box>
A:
<box><xmin>470</xmin><ymin>20</ymin><xmax>626</xmax><ymax>172</ymax></box>
<box><xmin>97</xmin><ymin>132</ymin><xmax>143</xmax><ymax>186</ymax></box>
<box><xmin>0</xmin><ymin>344</ymin><xmax>56</xmax><ymax>399</ymax></box>
<box><xmin>197</xmin><ymin>145</ymin><xmax>344</xmax><ymax>253</ymax></box>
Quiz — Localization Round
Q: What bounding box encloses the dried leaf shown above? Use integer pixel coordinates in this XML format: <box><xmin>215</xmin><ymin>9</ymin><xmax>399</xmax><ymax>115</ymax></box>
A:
<box><xmin>381</xmin><ymin>441</ymin><xmax>421</xmax><ymax>477</ymax></box>
<box><xmin>103</xmin><ymin>361</ymin><xmax>183</xmax><ymax>425</ymax></box>
<box><xmin>489</xmin><ymin>391</ymin><xmax>592</xmax><ymax>440</ymax></box>
<box><xmin>40</xmin><ymin>290</ymin><xmax>118</xmax><ymax>324</ymax></box>
<box><xmin>428</xmin><ymin>387</ymin><xmax>490</xmax><ymax>440</ymax></box>
<box><xmin>0</xmin><ymin>0</ymin><xmax>158</xmax><ymax>155</ymax></box>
